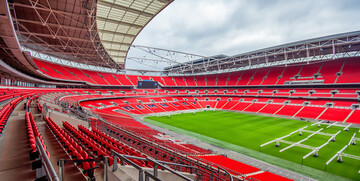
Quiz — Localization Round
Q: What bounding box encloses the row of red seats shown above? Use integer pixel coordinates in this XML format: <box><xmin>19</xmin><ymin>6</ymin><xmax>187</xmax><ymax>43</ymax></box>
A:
<box><xmin>26</xmin><ymin>112</ymin><xmax>50</xmax><ymax>158</ymax></box>
<box><xmin>194</xmin><ymin>155</ymin><xmax>260</xmax><ymax>175</ymax></box>
<box><xmin>34</xmin><ymin>58</ymin><xmax>360</xmax><ymax>86</ymax></box>
<box><xmin>60</xmin><ymin>88</ymin><xmax>359</xmax><ymax>107</ymax></box>
<box><xmin>93</xmin><ymin>121</ymin><xmax>236</xmax><ymax>181</ymax></box>
<box><xmin>62</xmin><ymin>121</ymin><xmax>115</xmax><ymax>166</ymax></box>
<box><xmin>182</xmin><ymin>144</ymin><xmax>212</xmax><ymax>155</ymax></box>
<box><xmin>162</xmin><ymin>143</ymin><xmax>200</xmax><ymax>155</ymax></box>
<box><xmin>247</xmin><ymin>171</ymin><xmax>293</xmax><ymax>181</ymax></box>
<box><xmin>86</xmin><ymin>95</ymin><xmax>357</xmax><ymax>123</ymax></box>
<box><xmin>37</xmin><ymin>103</ymin><xmax>42</xmax><ymax>113</ymax></box>
<box><xmin>195</xmin><ymin>155</ymin><xmax>292</xmax><ymax>181</ymax></box>
<box><xmin>86</xmin><ymin>127</ymin><xmax>149</xmax><ymax>167</ymax></box>
<box><xmin>92</xmin><ymin>109</ymin><xmax>214</xmax><ymax>155</ymax></box>
<box><xmin>45</xmin><ymin>117</ymin><xmax>95</xmax><ymax>178</ymax></box>
<box><xmin>0</xmin><ymin>94</ymin><xmax>15</xmax><ymax>103</ymax></box>
<box><xmin>0</xmin><ymin>96</ymin><xmax>26</xmax><ymax>136</ymax></box>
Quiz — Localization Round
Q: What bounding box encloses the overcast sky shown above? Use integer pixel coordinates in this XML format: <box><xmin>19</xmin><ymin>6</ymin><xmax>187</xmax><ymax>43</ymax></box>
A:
<box><xmin>125</xmin><ymin>0</ymin><xmax>360</xmax><ymax>70</ymax></box>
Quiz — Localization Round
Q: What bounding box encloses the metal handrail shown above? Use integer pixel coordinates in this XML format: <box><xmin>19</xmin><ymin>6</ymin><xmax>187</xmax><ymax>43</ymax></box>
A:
<box><xmin>99</xmin><ymin>119</ymin><xmax>229</xmax><ymax>180</ymax></box>
<box><xmin>147</xmin><ymin>158</ymin><xmax>194</xmax><ymax>181</ymax></box>
<box><xmin>218</xmin><ymin>167</ymin><xmax>233</xmax><ymax>181</ymax></box>
<box><xmin>36</xmin><ymin>137</ymin><xmax>59</xmax><ymax>181</ymax></box>
<box><xmin>144</xmin><ymin>170</ymin><xmax>161</xmax><ymax>181</ymax></box>
<box><xmin>87</xmin><ymin>113</ymin><xmax>235</xmax><ymax>180</ymax></box>
<box><xmin>111</xmin><ymin>150</ymin><xmax>197</xmax><ymax>181</ymax></box>
<box><xmin>111</xmin><ymin>150</ymin><xmax>144</xmax><ymax>181</ymax></box>
<box><xmin>110</xmin><ymin>153</ymin><xmax>197</xmax><ymax>171</ymax></box>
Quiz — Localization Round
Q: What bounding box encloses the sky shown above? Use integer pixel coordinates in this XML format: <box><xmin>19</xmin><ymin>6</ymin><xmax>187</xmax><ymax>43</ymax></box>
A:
<box><xmin>125</xmin><ymin>0</ymin><xmax>360</xmax><ymax>71</ymax></box>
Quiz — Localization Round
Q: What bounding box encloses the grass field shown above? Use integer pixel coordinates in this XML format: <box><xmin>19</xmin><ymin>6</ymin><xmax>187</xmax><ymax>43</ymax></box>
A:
<box><xmin>146</xmin><ymin>111</ymin><xmax>360</xmax><ymax>180</ymax></box>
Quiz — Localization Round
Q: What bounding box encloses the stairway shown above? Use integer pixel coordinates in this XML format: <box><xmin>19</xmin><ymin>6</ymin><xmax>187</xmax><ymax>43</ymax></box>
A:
<box><xmin>32</xmin><ymin>103</ymin><xmax>87</xmax><ymax>181</ymax></box>
<box><xmin>316</xmin><ymin>107</ymin><xmax>328</xmax><ymax>120</ymax></box>
<box><xmin>334</xmin><ymin>59</ymin><xmax>346</xmax><ymax>84</ymax></box>
<box><xmin>0</xmin><ymin>101</ymin><xmax>36</xmax><ymax>181</ymax></box>
<box><xmin>292</xmin><ymin>106</ymin><xmax>305</xmax><ymax>117</ymax></box>
<box><xmin>343</xmin><ymin>109</ymin><xmax>355</xmax><ymax>123</ymax></box>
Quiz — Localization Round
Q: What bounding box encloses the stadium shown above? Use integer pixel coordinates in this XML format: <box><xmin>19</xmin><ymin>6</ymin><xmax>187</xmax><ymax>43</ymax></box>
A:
<box><xmin>0</xmin><ymin>0</ymin><xmax>359</xmax><ymax>181</ymax></box>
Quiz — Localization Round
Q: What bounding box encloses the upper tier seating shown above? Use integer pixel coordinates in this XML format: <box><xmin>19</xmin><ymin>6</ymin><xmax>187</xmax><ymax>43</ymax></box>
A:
<box><xmin>336</xmin><ymin>58</ymin><xmax>360</xmax><ymax>83</ymax></box>
<box><xmin>34</xmin><ymin>58</ymin><xmax>360</xmax><ymax>86</ymax></box>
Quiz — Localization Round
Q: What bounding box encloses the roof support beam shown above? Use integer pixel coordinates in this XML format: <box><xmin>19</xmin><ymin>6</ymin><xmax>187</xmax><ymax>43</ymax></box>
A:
<box><xmin>11</xmin><ymin>2</ymin><xmax>87</xmax><ymax>18</ymax></box>
<box><xmin>98</xmin><ymin>29</ymin><xmax>136</xmax><ymax>38</ymax></box>
<box><xmin>17</xmin><ymin>31</ymin><xmax>93</xmax><ymax>43</ymax></box>
<box><xmin>97</xmin><ymin>1</ymin><xmax>154</xmax><ymax>17</ymax></box>
<box><xmin>96</xmin><ymin>17</ymin><xmax>143</xmax><ymax>29</ymax></box>
<box><xmin>100</xmin><ymin>40</ymin><xmax>132</xmax><ymax>46</ymax></box>
<box><xmin>15</xmin><ymin>18</ymin><xmax>87</xmax><ymax>32</ymax></box>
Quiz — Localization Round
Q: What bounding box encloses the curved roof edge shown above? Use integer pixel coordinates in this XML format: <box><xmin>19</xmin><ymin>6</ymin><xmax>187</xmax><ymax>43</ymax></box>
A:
<box><xmin>96</xmin><ymin>0</ymin><xmax>174</xmax><ymax>67</ymax></box>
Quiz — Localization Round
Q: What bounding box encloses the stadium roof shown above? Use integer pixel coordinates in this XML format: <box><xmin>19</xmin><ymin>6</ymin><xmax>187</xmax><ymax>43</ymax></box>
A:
<box><xmin>0</xmin><ymin>0</ymin><xmax>359</xmax><ymax>83</ymax></box>
<box><xmin>164</xmin><ymin>30</ymin><xmax>360</xmax><ymax>75</ymax></box>
<box><xmin>97</xmin><ymin>0</ymin><xmax>173</xmax><ymax>65</ymax></box>
<box><xmin>9</xmin><ymin>0</ymin><xmax>173</xmax><ymax>70</ymax></box>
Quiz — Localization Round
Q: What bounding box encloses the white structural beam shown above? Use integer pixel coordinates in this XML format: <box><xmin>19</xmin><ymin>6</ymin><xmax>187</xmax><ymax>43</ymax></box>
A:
<box><xmin>302</xmin><ymin>130</ymin><xmax>334</xmax><ymax>137</ymax></box>
<box><xmin>311</xmin><ymin>120</ymin><xmax>325</xmax><ymax>126</ymax></box>
<box><xmin>344</xmin><ymin>124</ymin><xmax>352</xmax><ymax>131</ymax></box>
<box><xmin>326</xmin><ymin>133</ymin><xmax>357</xmax><ymax>165</ymax></box>
<box><xmin>303</xmin><ymin>141</ymin><xmax>329</xmax><ymax>159</ymax></box>
<box><xmin>280</xmin><ymin>128</ymin><xmax>323</xmax><ymax>152</ymax></box>
<box><xmin>303</xmin><ymin>130</ymin><xmax>342</xmax><ymax>160</ymax></box>
<box><xmin>260</xmin><ymin>126</ymin><xmax>308</xmax><ymax>147</ymax></box>
<box><xmin>326</xmin><ymin>122</ymin><xmax>337</xmax><ymax>128</ymax></box>
<box><xmin>326</xmin><ymin>145</ymin><xmax>349</xmax><ymax>165</ymax></box>
<box><xmin>166</xmin><ymin>31</ymin><xmax>360</xmax><ymax>75</ymax></box>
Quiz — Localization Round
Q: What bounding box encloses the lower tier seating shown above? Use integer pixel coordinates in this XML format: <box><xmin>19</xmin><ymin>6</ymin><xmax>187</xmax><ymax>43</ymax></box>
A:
<box><xmin>45</xmin><ymin>117</ymin><xmax>95</xmax><ymax>178</ymax></box>
<box><xmin>194</xmin><ymin>155</ymin><xmax>260</xmax><ymax>175</ymax></box>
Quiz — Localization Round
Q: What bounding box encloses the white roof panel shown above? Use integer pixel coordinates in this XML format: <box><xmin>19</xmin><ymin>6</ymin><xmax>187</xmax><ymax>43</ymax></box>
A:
<box><xmin>96</xmin><ymin>0</ymin><xmax>173</xmax><ymax>64</ymax></box>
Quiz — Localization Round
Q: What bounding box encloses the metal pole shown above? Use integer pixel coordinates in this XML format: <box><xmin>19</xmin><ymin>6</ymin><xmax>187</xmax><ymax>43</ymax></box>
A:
<box><xmin>112</xmin><ymin>155</ymin><xmax>118</xmax><ymax>172</ymax></box>
<box><xmin>154</xmin><ymin>163</ymin><xmax>158</xmax><ymax>178</ymax></box>
<box><xmin>154</xmin><ymin>148</ymin><xmax>157</xmax><ymax>159</ymax></box>
<box><xmin>218</xmin><ymin>168</ymin><xmax>221</xmax><ymax>181</ymax></box>
<box><xmin>35</xmin><ymin>137</ymin><xmax>59</xmax><ymax>181</ymax></box>
<box><xmin>139</xmin><ymin>170</ymin><xmax>144</xmax><ymax>181</ymax></box>
<box><xmin>104</xmin><ymin>156</ymin><xmax>109</xmax><ymax>181</ymax></box>
<box><xmin>58</xmin><ymin>159</ymin><xmax>64</xmax><ymax>181</ymax></box>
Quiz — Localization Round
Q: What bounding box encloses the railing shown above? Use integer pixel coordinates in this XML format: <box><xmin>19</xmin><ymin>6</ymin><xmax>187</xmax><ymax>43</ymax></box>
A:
<box><xmin>111</xmin><ymin>150</ymin><xmax>196</xmax><ymax>181</ymax></box>
<box><xmin>111</xmin><ymin>151</ymin><xmax>145</xmax><ymax>180</ymax></box>
<box><xmin>144</xmin><ymin>170</ymin><xmax>161</xmax><ymax>181</ymax></box>
<box><xmin>149</xmin><ymin>158</ymin><xmax>194</xmax><ymax>181</ymax></box>
<box><xmin>98</xmin><ymin>119</ymin><xmax>234</xmax><ymax>181</ymax></box>
<box><xmin>35</xmin><ymin>137</ymin><xmax>59</xmax><ymax>181</ymax></box>
<box><xmin>56</xmin><ymin>100</ymin><xmax>235</xmax><ymax>180</ymax></box>
<box><xmin>57</xmin><ymin>157</ymin><xmax>103</xmax><ymax>181</ymax></box>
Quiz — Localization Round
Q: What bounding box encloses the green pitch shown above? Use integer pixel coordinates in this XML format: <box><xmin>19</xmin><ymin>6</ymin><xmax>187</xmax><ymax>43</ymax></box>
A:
<box><xmin>145</xmin><ymin>111</ymin><xmax>360</xmax><ymax>180</ymax></box>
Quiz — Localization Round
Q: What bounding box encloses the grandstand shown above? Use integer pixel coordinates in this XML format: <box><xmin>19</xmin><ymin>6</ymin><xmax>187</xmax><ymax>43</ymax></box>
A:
<box><xmin>0</xmin><ymin>0</ymin><xmax>359</xmax><ymax>181</ymax></box>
